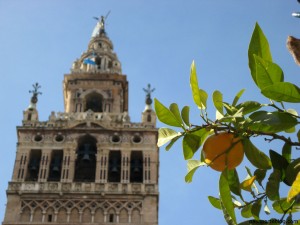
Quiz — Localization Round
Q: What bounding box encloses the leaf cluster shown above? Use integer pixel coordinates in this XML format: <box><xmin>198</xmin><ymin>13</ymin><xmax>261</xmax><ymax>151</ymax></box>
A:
<box><xmin>154</xmin><ymin>23</ymin><xmax>300</xmax><ymax>224</ymax></box>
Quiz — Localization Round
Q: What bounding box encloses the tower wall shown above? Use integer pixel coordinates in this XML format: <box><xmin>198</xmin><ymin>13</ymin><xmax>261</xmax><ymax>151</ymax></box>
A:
<box><xmin>3</xmin><ymin>17</ymin><xmax>158</xmax><ymax>225</ymax></box>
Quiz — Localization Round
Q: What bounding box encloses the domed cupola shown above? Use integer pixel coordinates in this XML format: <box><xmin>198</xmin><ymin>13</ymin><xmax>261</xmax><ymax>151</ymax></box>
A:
<box><xmin>71</xmin><ymin>16</ymin><xmax>122</xmax><ymax>74</ymax></box>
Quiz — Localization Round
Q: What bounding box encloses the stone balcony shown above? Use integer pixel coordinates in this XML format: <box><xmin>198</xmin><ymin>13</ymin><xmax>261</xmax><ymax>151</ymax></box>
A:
<box><xmin>22</xmin><ymin>111</ymin><xmax>155</xmax><ymax>129</ymax></box>
<box><xmin>7</xmin><ymin>182</ymin><xmax>158</xmax><ymax>196</ymax></box>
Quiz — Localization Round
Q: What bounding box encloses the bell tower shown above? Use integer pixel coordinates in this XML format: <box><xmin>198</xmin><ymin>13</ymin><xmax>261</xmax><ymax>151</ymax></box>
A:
<box><xmin>3</xmin><ymin>16</ymin><xmax>158</xmax><ymax>225</ymax></box>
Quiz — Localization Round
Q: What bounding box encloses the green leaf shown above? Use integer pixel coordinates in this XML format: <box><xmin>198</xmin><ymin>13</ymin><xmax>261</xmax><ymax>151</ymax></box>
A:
<box><xmin>254</xmin><ymin>169</ymin><xmax>267</xmax><ymax>187</ymax></box>
<box><xmin>248</xmin><ymin>23</ymin><xmax>272</xmax><ymax>85</ymax></box>
<box><xmin>251</xmin><ymin>200</ymin><xmax>262</xmax><ymax>220</ymax></box>
<box><xmin>165</xmin><ymin>135</ymin><xmax>182</xmax><ymax>151</ymax></box>
<box><xmin>219</xmin><ymin>171</ymin><xmax>237</xmax><ymax>224</ymax></box>
<box><xmin>247</xmin><ymin>111</ymin><xmax>298</xmax><ymax>133</ymax></box>
<box><xmin>269</xmin><ymin>149</ymin><xmax>289</xmax><ymax>180</ymax></box>
<box><xmin>157</xmin><ymin>128</ymin><xmax>181</xmax><ymax>147</ymax></box>
<box><xmin>185</xmin><ymin>160</ymin><xmax>206</xmax><ymax>183</ymax></box>
<box><xmin>241</xmin><ymin>204</ymin><xmax>252</xmax><ymax>218</ymax></box>
<box><xmin>236</xmin><ymin>101</ymin><xmax>262</xmax><ymax>115</ymax></box>
<box><xmin>261</xmin><ymin>82</ymin><xmax>300</xmax><ymax>103</ymax></box>
<box><xmin>169</xmin><ymin>103</ymin><xmax>184</xmax><ymax>127</ymax></box>
<box><xmin>232</xmin><ymin>89</ymin><xmax>245</xmax><ymax>106</ymax></box>
<box><xmin>297</xmin><ymin>130</ymin><xmax>300</xmax><ymax>142</ymax></box>
<box><xmin>282</xmin><ymin>143</ymin><xmax>292</xmax><ymax>163</ymax></box>
<box><xmin>243</xmin><ymin>138</ymin><xmax>272</xmax><ymax>170</ymax></box>
<box><xmin>181</xmin><ymin>106</ymin><xmax>190</xmax><ymax>127</ymax></box>
<box><xmin>208</xmin><ymin>196</ymin><xmax>222</xmax><ymax>210</ymax></box>
<box><xmin>287</xmin><ymin>172</ymin><xmax>300</xmax><ymax>202</ymax></box>
<box><xmin>266</xmin><ymin>169</ymin><xmax>281</xmax><ymax>201</ymax></box>
<box><xmin>199</xmin><ymin>89</ymin><xmax>208</xmax><ymax>109</ymax></box>
<box><xmin>272</xmin><ymin>198</ymin><xmax>299</xmax><ymax>214</ymax></box>
<box><xmin>190</xmin><ymin>61</ymin><xmax>206</xmax><ymax>109</ymax></box>
<box><xmin>254</xmin><ymin>55</ymin><xmax>284</xmax><ymax>90</ymax></box>
<box><xmin>285</xmin><ymin>158</ymin><xmax>300</xmax><ymax>186</ymax></box>
<box><xmin>226</xmin><ymin>169</ymin><xmax>242</xmax><ymax>198</ymax></box>
<box><xmin>182</xmin><ymin>133</ymin><xmax>201</xmax><ymax>160</ymax></box>
<box><xmin>154</xmin><ymin>99</ymin><xmax>182</xmax><ymax>127</ymax></box>
<box><xmin>183</xmin><ymin>128</ymin><xmax>210</xmax><ymax>159</ymax></box>
<box><xmin>213</xmin><ymin>90</ymin><xmax>224</xmax><ymax>116</ymax></box>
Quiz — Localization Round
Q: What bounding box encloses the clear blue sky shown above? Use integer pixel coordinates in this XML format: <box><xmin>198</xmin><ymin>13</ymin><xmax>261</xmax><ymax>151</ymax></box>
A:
<box><xmin>0</xmin><ymin>1</ymin><xmax>299</xmax><ymax>224</ymax></box>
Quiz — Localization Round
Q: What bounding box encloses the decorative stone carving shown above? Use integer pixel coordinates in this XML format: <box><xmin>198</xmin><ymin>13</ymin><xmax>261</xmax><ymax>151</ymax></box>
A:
<box><xmin>62</xmin><ymin>183</ymin><xmax>71</xmax><ymax>191</ymax></box>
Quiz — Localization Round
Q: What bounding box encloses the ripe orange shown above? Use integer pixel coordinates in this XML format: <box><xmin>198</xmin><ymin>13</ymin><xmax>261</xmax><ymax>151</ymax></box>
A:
<box><xmin>202</xmin><ymin>132</ymin><xmax>244</xmax><ymax>172</ymax></box>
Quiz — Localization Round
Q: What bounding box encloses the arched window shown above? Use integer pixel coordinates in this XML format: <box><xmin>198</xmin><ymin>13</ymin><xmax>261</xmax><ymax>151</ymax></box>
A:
<box><xmin>108</xmin><ymin>151</ymin><xmax>121</xmax><ymax>182</ymax></box>
<box><xmin>85</xmin><ymin>92</ymin><xmax>103</xmax><ymax>112</ymax></box>
<box><xmin>26</xmin><ymin>150</ymin><xmax>41</xmax><ymax>181</ymax></box>
<box><xmin>48</xmin><ymin>150</ymin><xmax>63</xmax><ymax>181</ymax></box>
<box><xmin>130</xmin><ymin>151</ymin><xmax>143</xmax><ymax>183</ymax></box>
<box><xmin>74</xmin><ymin>135</ymin><xmax>97</xmax><ymax>182</ymax></box>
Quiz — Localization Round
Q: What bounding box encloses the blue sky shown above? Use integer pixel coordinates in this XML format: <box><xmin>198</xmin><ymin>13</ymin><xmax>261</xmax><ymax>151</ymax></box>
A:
<box><xmin>0</xmin><ymin>1</ymin><xmax>300</xmax><ymax>224</ymax></box>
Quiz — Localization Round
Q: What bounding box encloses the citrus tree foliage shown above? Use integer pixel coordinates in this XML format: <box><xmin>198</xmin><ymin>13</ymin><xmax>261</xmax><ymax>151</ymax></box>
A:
<box><xmin>155</xmin><ymin>23</ymin><xmax>300</xmax><ymax>225</ymax></box>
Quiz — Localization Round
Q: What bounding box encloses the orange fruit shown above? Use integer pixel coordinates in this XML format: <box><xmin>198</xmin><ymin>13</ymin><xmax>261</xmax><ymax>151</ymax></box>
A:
<box><xmin>202</xmin><ymin>132</ymin><xmax>244</xmax><ymax>172</ymax></box>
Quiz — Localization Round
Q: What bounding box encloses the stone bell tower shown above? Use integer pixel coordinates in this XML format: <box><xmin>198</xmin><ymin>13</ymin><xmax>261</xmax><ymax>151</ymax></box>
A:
<box><xmin>3</xmin><ymin>16</ymin><xmax>158</xmax><ymax>225</ymax></box>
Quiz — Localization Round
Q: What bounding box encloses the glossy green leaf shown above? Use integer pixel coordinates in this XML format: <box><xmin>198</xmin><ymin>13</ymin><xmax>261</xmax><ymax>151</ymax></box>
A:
<box><xmin>254</xmin><ymin>55</ymin><xmax>283</xmax><ymax>89</ymax></box>
<box><xmin>266</xmin><ymin>169</ymin><xmax>281</xmax><ymax>201</ymax></box>
<box><xmin>247</xmin><ymin>111</ymin><xmax>298</xmax><ymax>133</ymax></box>
<box><xmin>241</xmin><ymin>204</ymin><xmax>252</xmax><ymax>218</ymax></box>
<box><xmin>251</xmin><ymin>200</ymin><xmax>262</xmax><ymax>220</ymax></box>
<box><xmin>213</xmin><ymin>90</ymin><xmax>223</xmax><ymax>116</ymax></box>
<box><xmin>185</xmin><ymin>160</ymin><xmax>206</xmax><ymax>183</ymax></box>
<box><xmin>261</xmin><ymin>82</ymin><xmax>300</xmax><ymax>103</ymax></box>
<box><xmin>219</xmin><ymin>171</ymin><xmax>237</xmax><ymax>224</ymax></box>
<box><xmin>232</xmin><ymin>89</ymin><xmax>245</xmax><ymax>106</ymax></box>
<box><xmin>157</xmin><ymin>128</ymin><xmax>181</xmax><ymax>147</ymax></box>
<box><xmin>297</xmin><ymin>130</ymin><xmax>300</xmax><ymax>142</ymax></box>
<box><xmin>190</xmin><ymin>61</ymin><xmax>205</xmax><ymax>109</ymax></box>
<box><xmin>169</xmin><ymin>103</ymin><xmax>184</xmax><ymax>127</ymax></box>
<box><xmin>181</xmin><ymin>106</ymin><xmax>190</xmax><ymax>127</ymax></box>
<box><xmin>282</xmin><ymin>143</ymin><xmax>292</xmax><ymax>163</ymax></box>
<box><xmin>285</xmin><ymin>158</ymin><xmax>300</xmax><ymax>186</ymax></box>
<box><xmin>248</xmin><ymin>23</ymin><xmax>272</xmax><ymax>85</ymax></box>
<box><xmin>208</xmin><ymin>196</ymin><xmax>222</xmax><ymax>210</ymax></box>
<box><xmin>287</xmin><ymin>172</ymin><xmax>300</xmax><ymax>202</ymax></box>
<box><xmin>226</xmin><ymin>169</ymin><xmax>242</xmax><ymax>197</ymax></box>
<box><xmin>236</xmin><ymin>101</ymin><xmax>262</xmax><ymax>115</ymax></box>
<box><xmin>243</xmin><ymin>138</ymin><xmax>272</xmax><ymax>170</ymax></box>
<box><xmin>254</xmin><ymin>169</ymin><xmax>267</xmax><ymax>187</ymax></box>
<box><xmin>154</xmin><ymin>99</ymin><xmax>182</xmax><ymax>127</ymax></box>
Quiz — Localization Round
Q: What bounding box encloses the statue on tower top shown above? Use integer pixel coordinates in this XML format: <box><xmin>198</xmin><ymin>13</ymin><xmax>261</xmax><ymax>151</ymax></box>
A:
<box><xmin>91</xmin><ymin>11</ymin><xmax>111</xmax><ymax>37</ymax></box>
<box><xmin>28</xmin><ymin>82</ymin><xmax>42</xmax><ymax>110</ymax></box>
<box><xmin>143</xmin><ymin>84</ymin><xmax>155</xmax><ymax>106</ymax></box>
